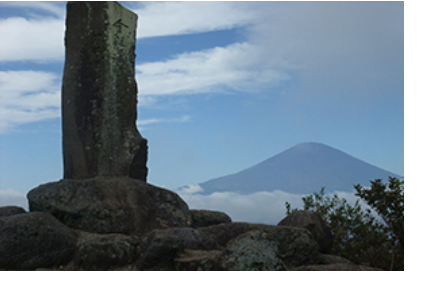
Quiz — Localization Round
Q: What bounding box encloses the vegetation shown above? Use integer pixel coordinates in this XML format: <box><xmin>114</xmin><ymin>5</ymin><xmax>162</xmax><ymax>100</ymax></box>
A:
<box><xmin>286</xmin><ymin>177</ymin><xmax>404</xmax><ymax>270</ymax></box>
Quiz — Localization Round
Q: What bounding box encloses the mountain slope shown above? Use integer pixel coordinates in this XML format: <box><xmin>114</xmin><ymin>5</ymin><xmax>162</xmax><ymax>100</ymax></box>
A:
<box><xmin>198</xmin><ymin>142</ymin><xmax>402</xmax><ymax>194</ymax></box>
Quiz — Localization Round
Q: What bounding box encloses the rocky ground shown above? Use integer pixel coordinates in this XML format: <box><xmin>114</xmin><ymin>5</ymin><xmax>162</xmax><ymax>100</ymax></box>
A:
<box><xmin>0</xmin><ymin>201</ymin><xmax>380</xmax><ymax>271</ymax></box>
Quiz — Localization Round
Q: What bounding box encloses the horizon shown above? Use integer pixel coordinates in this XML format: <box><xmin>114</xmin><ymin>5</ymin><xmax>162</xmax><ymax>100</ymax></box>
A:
<box><xmin>0</xmin><ymin>1</ymin><xmax>404</xmax><ymax>222</ymax></box>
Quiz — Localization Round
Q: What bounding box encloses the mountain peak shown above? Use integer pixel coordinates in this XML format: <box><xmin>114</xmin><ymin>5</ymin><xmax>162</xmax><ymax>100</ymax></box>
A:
<box><xmin>198</xmin><ymin>142</ymin><xmax>401</xmax><ymax>195</ymax></box>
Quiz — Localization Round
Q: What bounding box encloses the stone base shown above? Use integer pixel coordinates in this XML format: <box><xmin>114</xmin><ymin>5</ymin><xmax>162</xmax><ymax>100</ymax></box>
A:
<box><xmin>27</xmin><ymin>177</ymin><xmax>192</xmax><ymax>235</ymax></box>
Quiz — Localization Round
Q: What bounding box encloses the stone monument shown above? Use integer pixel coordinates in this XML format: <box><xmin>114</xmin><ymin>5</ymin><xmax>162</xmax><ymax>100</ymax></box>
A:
<box><xmin>62</xmin><ymin>1</ymin><xmax>148</xmax><ymax>181</ymax></box>
<box><xmin>27</xmin><ymin>2</ymin><xmax>192</xmax><ymax>234</ymax></box>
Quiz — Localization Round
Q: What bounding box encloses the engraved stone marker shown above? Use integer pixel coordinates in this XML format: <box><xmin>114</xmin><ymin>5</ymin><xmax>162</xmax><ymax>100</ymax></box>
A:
<box><xmin>28</xmin><ymin>1</ymin><xmax>193</xmax><ymax>235</ymax></box>
<box><xmin>62</xmin><ymin>1</ymin><xmax>147</xmax><ymax>181</ymax></box>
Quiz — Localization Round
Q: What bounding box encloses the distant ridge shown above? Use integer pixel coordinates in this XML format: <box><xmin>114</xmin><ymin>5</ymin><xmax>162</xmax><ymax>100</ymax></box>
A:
<box><xmin>197</xmin><ymin>142</ymin><xmax>402</xmax><ymax>194</ymax></box>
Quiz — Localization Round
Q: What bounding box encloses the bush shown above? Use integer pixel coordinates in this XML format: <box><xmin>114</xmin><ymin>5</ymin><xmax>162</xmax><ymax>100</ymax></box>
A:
<box><xmin>289</xmin><ymin>177</ymin><xmax>404</xmax><ymax>270</ymax></box>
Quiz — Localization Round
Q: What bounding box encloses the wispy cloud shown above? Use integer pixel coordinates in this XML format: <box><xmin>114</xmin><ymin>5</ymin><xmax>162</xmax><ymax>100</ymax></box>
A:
<box><xmin>136</xmin><ymin>2</ymin><xmax>403</xmax><ymax>99</ymax></box>
<box><xmin>0</xmin><ymin>16</ymin><xmax>64</xmax><ymax>62</ymax></box>
<box><xmin>133</xmin><ymin>1</ymin><xmax>256</xmax><ymax>38</ymax></box>
<box><xmin>0</xmin><ymin>71</ymin><xmax>60</xmax><ymax>133</ymax></box>
<box><xmin>0</xmin><ymin>2</ymin><xmax>403</xmax><ymax>133</ymax></box>
<box><xmin>136</xmin><ymin>42</ymin><xmax>293</xmax><ymax>96</ymax></box>
<box><xmin>0</xmin><ymin>1</ymin><xmax>65</xmax><ymax>18</ymax></box>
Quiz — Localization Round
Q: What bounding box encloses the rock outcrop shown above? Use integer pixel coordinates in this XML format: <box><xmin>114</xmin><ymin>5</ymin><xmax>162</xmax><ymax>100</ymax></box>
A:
<box><xmin>199</xmin><ymin>222</ymin><xmax>320</xmax><ymax>267</ymax></box>
<box><xmin>0</xmin><ymin>206</ymin><xmax>383</xmax><ymax>271</ymax></box>
<box><xmin>0</xmin><ymin>206</ymin><xmax>26</xmax><ymax>218</ymax></box>
<box><xmin>73</xmin><ymin>231</ymin><xmax>139</xmax><ymax>270</ymax></box>
<box><xmin>136</xmin><ymin>227</ymin><xmax>219</xmax><ymax>270</ymax></box>
<box><xmin>278</xmin><ymin>210</ymin><xmax>333</xmax><ymax>253</ymax></box>
<box><xmin>28</xmin><ymin>177</ymin><xmax>192</xmax><ymax>235</ymax></box>
<box><xmin>0</xmin><ymin>212</ymin><xmax>77</xmax><ymax>270</ymax></box>
<box><xmin>190</xmin><ymin>209</ymin><xmax>232</xmax><ymax>228</ymax></box>
<box><xmin>220</xmin><ymin>230</ymin><xmax>287</xmax><ymax>271</ymax></box>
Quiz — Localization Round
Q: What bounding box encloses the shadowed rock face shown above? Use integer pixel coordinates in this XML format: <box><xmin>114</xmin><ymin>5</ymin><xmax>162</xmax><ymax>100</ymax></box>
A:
<box><xmin>27</xmin><ymin>177</ymin><xmax>193</xmax><ymax>235</ymax></box>
<box><xmin>62</xmin><ymin>1</ymin><xmax>147</xmax><ymax>181</ymax></box>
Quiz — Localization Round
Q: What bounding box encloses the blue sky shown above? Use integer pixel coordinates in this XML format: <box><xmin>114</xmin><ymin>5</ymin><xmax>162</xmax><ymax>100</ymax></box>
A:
<box><xmin>0</xmin><ymin>1</ymin><xmax>404</xmax><ymax>217</ymax></box>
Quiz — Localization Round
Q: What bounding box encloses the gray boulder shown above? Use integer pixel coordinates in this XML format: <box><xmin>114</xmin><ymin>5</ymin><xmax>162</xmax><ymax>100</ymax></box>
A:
<box><xmin>221</xmin><ymin>230</ymin><xmax>287</xmax><ymax>271</ymax></box>
<box><xmin>0</xmin><ymin>206</ymin><xmax>26</xmax><ymax>218</ymax></box>
<box><xmin>190</xmin><ymin>209</ymin><xmax>232</xmax><ymax>228</ymax></box>
<box><xmin>27</xmin><ymin>177</ymin><xmax>192</xmax><ymax>235</ymax></box>
<box><xmin>74</xmin><ymin>231</ymin><xmax>140</xmax><ymax>270</ymax></box>
<box><xmin>174</xmin><ymin>250</ymin><xmax>224</xmax><ymax>271</ymax></box>
<box><xmin>136</xmin><ymin>227</ymin><xmax>219</xmax><ymax>270</ymax></box>
<box><xmin>0</xmin><ymin>212</ymin><xmax>77</xmax><ymax>270</ymax></box>
<box><xmin>200</xmin><ymin>222</ymin><xmax>320</xmax><ymax>267</ymax></box>
<box><xmin>278</xmin><ymin>210</ymin><xmax>333</xmax><ymax>253</ymax></box>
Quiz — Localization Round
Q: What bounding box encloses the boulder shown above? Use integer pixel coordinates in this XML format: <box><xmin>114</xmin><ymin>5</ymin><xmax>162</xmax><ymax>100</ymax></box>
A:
<box><xmin>0</xmin><ymin>212</ymin><xmax>77</xmax><ymax>270</ymax></box>
<box><xmin>0</xmin><ymin>206</ymin><xmax>26</xmax><ymax>217</ymax></box>
<box><xmin>190</xmin><ymin>209</ymin><xmax>232</xmax><ymax>228</ymax></box>
<box><xmin>73</xmin><ymin>231</ymin><xmax>140</xmax><ymax>270</ymax></box>
<box><xmin>27</xmin><ymin>177</ymin><xmax>192</xmax><ymax>235</ymax></box>
<box><xmin>174</xmin><ymin>250</ymin><xmax>224</xmax><ymax>271</ymax></box>
<box><xmin>221</xmin><ymin>230</ymin><xmax>287</xmax><ymax>271</ymax></box>
<box><xmin>278</xmin><ymin>210</ymin><xmax>333</xmax><ymax>253</ymax></box>
<box><xmin>136</xmin><ymin>227</ymin><xmax>219</xmax><ymax>270</ymax></box>
<box><xmin>200</xmin><ymin>222</ymin><xmax>320</xmax><ymax>267</ymax></box>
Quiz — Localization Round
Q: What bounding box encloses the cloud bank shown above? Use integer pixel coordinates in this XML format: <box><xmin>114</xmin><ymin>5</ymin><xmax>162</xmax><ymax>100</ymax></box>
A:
<box><xmin>133</xmin><ymin>1</ymin><xmax>256</xmax><ymax>38</ymax></box>
<box><xmin>177</xmin><ymin>185</ymin><xmax>362</xmax><ymax>225</ymax></box>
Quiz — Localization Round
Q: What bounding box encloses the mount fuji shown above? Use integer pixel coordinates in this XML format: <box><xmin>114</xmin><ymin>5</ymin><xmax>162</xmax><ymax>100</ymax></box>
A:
<box><xmin>196</xmin><ymin>142</ymin><xmax>402</xmax><ymax>195</ymax></box>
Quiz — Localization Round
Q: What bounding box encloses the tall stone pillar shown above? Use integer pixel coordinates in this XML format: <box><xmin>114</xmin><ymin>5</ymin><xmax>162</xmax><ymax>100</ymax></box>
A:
<box><xmin>62</xmin><ymin>1</ymin><xmax>147</xmax><ymax>181</ymax></box>
<box><xmin>28</xmin><ymin>1</ymin><xmax>193</xmax><ymax>235</ymax></box>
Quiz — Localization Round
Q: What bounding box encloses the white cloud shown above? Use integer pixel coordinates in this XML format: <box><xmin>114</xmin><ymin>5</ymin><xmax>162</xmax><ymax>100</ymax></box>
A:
<box><xmin>246</xmin><ymin>1</ymin><xmax>404</xmax><ymax>102</ymax></box>
<box><xmin>136</xmin><ymin>42</ymin><xmax>293</xmax><ymax>96</ymax></box>
<box><xmin>179</xmin><ymin>184</ymin><xmax>204</xmax><ymax>195</ymax></box>
<box><xmin>0</xmin><ymin>17</ymin><xmax>64</xmax><ymax>62</ymax></box>
<box><xmin>178</xmin><ymin>187</ymin><xmax>374</xmax><ymax>225</ymax></box>
<box><xmin>0</xmin><ymin>71</ymin><xmax>60</xmax><ymax>133</ymax></box>
<box><xmin>0</xmin><ymin>2</ymin><xmax>402</xmax><ymax>132</ymax></box>
<box><xmin>135</xmin><ymin>2</ymin><xmax>402</xmax><ymax>100</ymax></box>
<box><xmin>0</xmin><ymin>189</ymin><xmax>28</xmax><ymax>210</ymax></box>
<box><xmin>0</xmin><ymin>1</ymin><xmax>65</xmax><ymax>18</ymax></box>
<box><xmin>178</xmin><ymin>188</ymin><xmax>306</xmax><ymax>225</ymax></box>
<box><xmin>134</xmin><ymin>1</ymin><xmax>256</xmax><ymax>38</ymax></box>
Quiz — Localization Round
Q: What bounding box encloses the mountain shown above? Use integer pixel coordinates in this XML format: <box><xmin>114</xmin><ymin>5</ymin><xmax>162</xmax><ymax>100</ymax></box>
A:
<box><xmin>198</xmin><ymin>142</ymin><xmax>402</xmax><ymax>194</ymax></box>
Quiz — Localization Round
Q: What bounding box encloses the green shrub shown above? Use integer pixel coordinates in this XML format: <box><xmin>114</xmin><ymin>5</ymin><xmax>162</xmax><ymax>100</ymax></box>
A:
<box><xmin>289</xmin><ymin>177</ymin><xmax>404</xmax><ymax>270</ymax></box>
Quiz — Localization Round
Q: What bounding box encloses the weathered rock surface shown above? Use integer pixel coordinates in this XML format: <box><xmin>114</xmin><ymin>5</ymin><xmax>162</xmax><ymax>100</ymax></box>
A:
<box><xmin>0</xmin><ymin>212</ymin><xmax>77</xmax><ymax>270</ymax></box>
<box><xmin>27</xmin><ymin>177</ymin><xmax>192</xmax><ymax>235</ymax></box>
<box><xmin>221</xmin><ymin>230</ymin><xmax>287</xmax><ymax>271</ymax></box>
<box><xmin>62</xmin><ymin>1</ymin><xmax>147</xmax><ymax>181</ymax></box>
<box><xmin>174</xmin><ymin>250</ymin><xmax>224</xmax><ymax>271</ymax></box>
<box><xmin>73</xmin><ymin>231</ymin><xmax>140</xmax><ymax>270</ymax></box>
<box><xmin>200</xmin><ymin>222</ymin><xmax>320</xmax><ymax>267</ymax></box>
<box><xmin>190</xmin><ymin>209</ymin><xmax>232</xmax><ymax>228</ymax></box>
<box><xmin>136</xmin><ymin>227</ymin><xmax>219</xmax><ymax>270</ymax></box>
<box><xmin>278</xmin><ymin>210</ymin><xmax>333</xmax><ymax>253</ymax></box>
<box><xmin>0</xmin><ymin>206</ymin><xmax>26</xmax><ymax>217</ymax></box>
